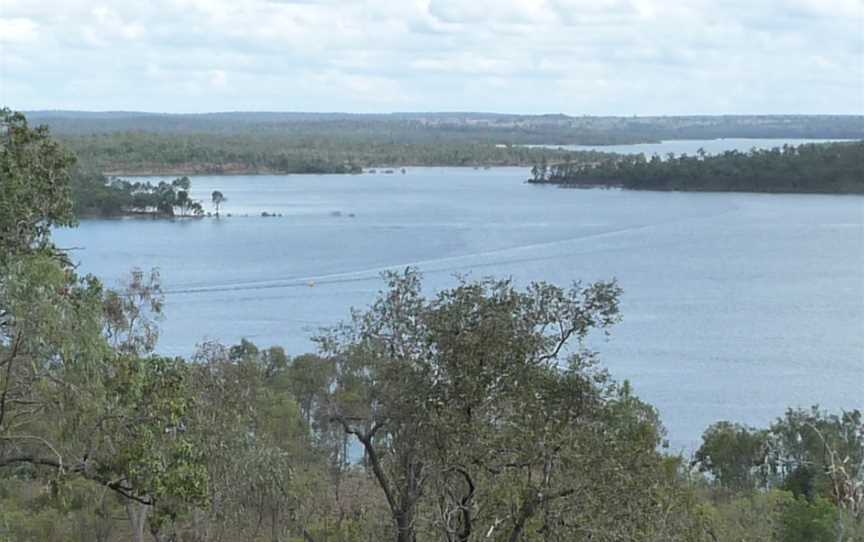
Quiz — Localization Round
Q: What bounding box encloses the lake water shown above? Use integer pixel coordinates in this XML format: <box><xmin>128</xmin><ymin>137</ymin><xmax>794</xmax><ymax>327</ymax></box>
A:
<box><xmin>54</xmin><ymin>162</ymin><xmax>864</xmax><ymax>453</ymax></box>
<box><xmin>532</xmin><ymin>137</ymin><xmax>854</xmax><ymax>156</ymax></box>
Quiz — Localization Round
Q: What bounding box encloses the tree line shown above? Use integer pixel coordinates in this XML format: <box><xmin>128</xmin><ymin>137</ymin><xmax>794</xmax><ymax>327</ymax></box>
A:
<box><xmin>529</xmin><ymin>141</ymin><xmax>864</xmax><ymax>193</ymax></box>
<box><xmin>2</xmin><ymin>109</ymin><xmax>863</xmax><ymax>541</ymax></box>
<box><xmin>58</xmin><ymin>132</ymin><xmax>615</xmax><ymax>176</ymax></box>
<box><xmin>71</xmin><ymin>170</ymin><xmax>209</xmax><ymax>218</ymax></box>
<box><xmin>24</xmin><ymin>111</ymin><xmax>864</xmax><ymax>176</ymax></box>
<box><xmin>27</xmin><ymin>111</ymin><xmax>864</xmax><ymax>143</ymax></box>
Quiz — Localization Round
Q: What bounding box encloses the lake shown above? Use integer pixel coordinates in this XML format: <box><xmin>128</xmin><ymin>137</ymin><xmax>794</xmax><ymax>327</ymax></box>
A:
<box><xmin>54</xmin><ymin>157</ymin><xmax>864</xmax><ymax>453</ymax></box>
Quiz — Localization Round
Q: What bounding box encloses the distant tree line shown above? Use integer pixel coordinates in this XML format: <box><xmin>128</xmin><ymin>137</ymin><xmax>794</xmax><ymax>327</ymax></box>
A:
<box><xmin>58</xmin><ymin>132</ymin><xmax>613</xmax><ymax>175</ymax></box>
<box><xmin>20</xmin><ymin>111</ymin><xmax>864</xmax><ymax>175</ymax></box>
<box><xmin>26</xmin><ymin>110</ymin><xmax>864</xmax><ymax>143</ymax></box>
<box><xmin>529</xmin><ymin>141</ymin><xmax>864</xmax><ymax>193</ymax></box>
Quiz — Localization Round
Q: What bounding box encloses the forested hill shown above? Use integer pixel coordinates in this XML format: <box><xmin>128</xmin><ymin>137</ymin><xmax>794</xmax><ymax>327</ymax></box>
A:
<box><xmin>57</xmin><ymin>132</ymin><xmax>615</xmax><ymax>176</ymax></box>
<box><xmin>26</xmin><ymin>111</ymin><xmax>864</xmax><ymax>143</ymax></box>
<box><xmin>21</xmin><ymin>111</ymin><xmax>864</xmax><ymax>175</ymax></box>
<box><xmin>529</xmin><ymin>141</ymin><xmax>864</xmax><ymax>194</ymax></box>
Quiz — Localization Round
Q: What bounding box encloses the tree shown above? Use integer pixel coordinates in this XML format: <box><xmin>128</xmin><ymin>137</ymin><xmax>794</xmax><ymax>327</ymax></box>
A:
<box><xmin>530</xmin><ymin>141</ymin><xmax>864</xmax><ymax>194</ymax></box>
<box><xmin>769</xmin><ymin>407</ymin><xmax>864</xmax><ymax>515</ymax></box>
<box><xmin>318</xmin><ymin>269</ymin><xmax>701</xmax><ymax>541</ymax></box>
<box><xmin>693</xmin><ymin>422</ymin><xmax>771</xmax><ymax>491</ymax></box>
<box><xmin>0</xmin><ymin>108</ymin><xmax>77</xmax><ymax>261</ymax></box>
<box><xmin>189</xmin><ymin>340</ymin><xmax>328</xmax><ymax>542</ymax></box>
<box><xmin>779</xmin><ymin>497</ymin><xmax>840</xmax><ymax>542</ymax></box>
<box><xmin>0</xmin><ymin>111</ymin><xmax>210</xmax><ymax>541</ymax></box>
<box><xmin>211</xmin><ymin>190</ymin><xmax>226</xmax><ymax>217</ymax></box>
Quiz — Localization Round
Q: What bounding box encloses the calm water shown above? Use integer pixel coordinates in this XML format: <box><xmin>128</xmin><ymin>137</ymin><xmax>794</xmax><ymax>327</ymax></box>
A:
<box><xmin>54</xmin><ymin>164</ymin><xmax>864</xmax><ymax>452</ymax></box>
<box><xmin>534</xmin><ymin>137</ymin><xmax>853</xmax><ymax>156</ymax></box>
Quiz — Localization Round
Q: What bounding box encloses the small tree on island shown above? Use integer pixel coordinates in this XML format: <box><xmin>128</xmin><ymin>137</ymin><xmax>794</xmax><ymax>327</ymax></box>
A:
<box><xmin>211</xmin><ymin>190</ymin><xmax>226</xmax><ymax>217</ymax></box>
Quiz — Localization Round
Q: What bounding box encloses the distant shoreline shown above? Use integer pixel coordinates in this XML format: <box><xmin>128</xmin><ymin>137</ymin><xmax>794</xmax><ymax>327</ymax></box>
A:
<box><xmin>528</xmin><ymin>140</ymin><xmax>864</xmax><ymax>195</ymax></box>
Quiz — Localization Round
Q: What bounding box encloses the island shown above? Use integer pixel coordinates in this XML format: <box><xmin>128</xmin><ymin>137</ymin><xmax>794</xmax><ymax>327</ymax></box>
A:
<box><xmin>528</xmin><ymin>141</ymin><xmax>864</xmax><ymax>194</ymax></box>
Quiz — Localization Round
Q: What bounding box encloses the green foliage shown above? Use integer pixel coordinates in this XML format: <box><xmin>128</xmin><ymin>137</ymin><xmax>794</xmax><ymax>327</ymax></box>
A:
<box><xmin>57</xmin><ymin>130</ymin><xmax>621</xmax><ymax>175</ymax></box>
<box><xmin>106</xmin><ymin>356</ymin><xmax>208</xmax><ymax>505</ymax></box>
<box><xmin>531</xmin><ymin>141</ymin><xmax>864</xmax><ymax>193</ymax></box>
<box><xmin>0</xmin><ymin>477</ymin><xmax>121</xmax><ymax>542</ymax></box>
<box><xmin>779</xmin><ymin>497</ymin><xmax>840</xmax><ymax>542</ymax></box>
<box><xmin>30</xmin><ymin>111</ymin><xmax>864</xmax><ymax>145</ymax></box>
<box><xmin>700</xmin><ymin>489</ymin><xmax>791</xmax><ymax>541</ymax></box>
<box><xmin>770</xmin><ymin>407</ymin><xmax>864</xmax><ymax>510</ymax></box>
<box><xmin>318</xmin><ymin>269</ymin><xmax>711</xmax><ymax>541</ymax></box>
<box><xmin>70</xmin><ymin>169</ymin><xmax>205</xmax><ymax>217</ymax></box>
<box><xmin>0</xmin><ymin>108</ymin><xmax>77</xmax><ymax>261</ymax></box>
<box><xmin>1</xmin><ymin>110</ymin><xmax>211</xmax><ymax>541</ymax></box>
<box><xmin>694</xmin><ymin>422</ymin><xmax>770</xmax><ymax>491</ymax></box>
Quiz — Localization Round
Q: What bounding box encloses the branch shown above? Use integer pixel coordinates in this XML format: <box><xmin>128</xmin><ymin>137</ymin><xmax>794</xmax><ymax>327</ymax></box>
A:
<box><xmin>331</xmin><ymin>415</ymin><xmax>398</xmax><ymax>514</ymax></box>
<box><xmin>537</xmin><ymin>324</ymin><xmax>577</xmax><ymax>364</ymax></box>
<box><xmin>0</xmin><ymin>454</ymin><xmax>154</xmax><ymax>505</ymax></box>
<box><xmin>0</xmin><ymin>331</ymin><xmax>23</xmax><ymax>429</ymax></box>
<box><xmin>506</xmin><ymin>487</ymin><xmax>576</xmax><ymax>542</ymax></box>
<box><xmin>0</xmin><ymin>434</ymin><xmax>64</xmax><ymax>471</ymax></box>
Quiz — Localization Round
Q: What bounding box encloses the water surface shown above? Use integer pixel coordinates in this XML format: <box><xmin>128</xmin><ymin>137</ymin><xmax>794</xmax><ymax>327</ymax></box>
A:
<box><xmin>55</xmin><ymin>165</ymin><xmax>864</xmax><ymax>452</ymax></box>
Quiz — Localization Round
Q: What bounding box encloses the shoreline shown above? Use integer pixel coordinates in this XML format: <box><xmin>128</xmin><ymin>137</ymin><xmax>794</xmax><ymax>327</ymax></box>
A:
<box><xmin>527</xmin><ymin>179</ymin><xmax>864</xmax><ymax>196</ymax></box>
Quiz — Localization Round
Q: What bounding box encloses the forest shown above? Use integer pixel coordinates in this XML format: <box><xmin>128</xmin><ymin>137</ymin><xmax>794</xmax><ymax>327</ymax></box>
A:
<box><xmin>25</xmin><ymin>110</ymin><xmax>864</xmax><ymax>176</ymax></box>
<box><xmin>2</xmin><ymin>110</ymin><xmax>863</xmax><ymax>541</ymax></box>
<box><xmin>26</xmin><ymin>111</ymin><xmax>864</xmax><ymax>143</ymax></box>
<box><xmin>529</xmin><ymin>142</ymin><xmax>864</xmax><ymax>193</ymax></box>
<box><xmin>59</xmin><ymin>132</ymin><xmax>612</xmax><ymax>176</ymax></box>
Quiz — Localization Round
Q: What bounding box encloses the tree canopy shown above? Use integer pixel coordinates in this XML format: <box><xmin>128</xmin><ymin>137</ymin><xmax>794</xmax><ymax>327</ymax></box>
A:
<box><xmin>530</xmin><ymin>141</ymin><xmax>864</xmax><ymax>194</ymax></box>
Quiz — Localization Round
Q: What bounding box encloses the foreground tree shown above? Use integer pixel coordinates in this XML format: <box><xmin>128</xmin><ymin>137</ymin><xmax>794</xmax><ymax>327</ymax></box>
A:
<box><xmin>0</xmin><ymin>108</ymin><xmax>77</xmax><ymax>260</ymax></box>
<box><xmin>1</xmin><ymin>110</ymin><xmax>209</xmax><ymax>542</ymax></box>
<box><xmin>319</xmin><ymin>270</ymin><xmax>704</xmax><ymax>541</ymax></box>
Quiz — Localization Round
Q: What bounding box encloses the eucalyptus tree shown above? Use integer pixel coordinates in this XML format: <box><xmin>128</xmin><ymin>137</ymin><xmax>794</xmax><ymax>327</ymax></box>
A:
<box><xmin>211</xmin><ymin>190</ymin><xmax>226</xmax><ymax>217</ymax></box>
<box><xmin>693</xmin><ymin>422</ymin><xmax>771</xmax><ymax>491</ymax></box>
<box><xmin>0</xmin><ymin>111</ymin><xmax>209</xmax><ymax>542</ymax></box>
<box><xmin>319</xmin><ymin>269</ymin><xmax>698</xmax><ymax>541</ymax></box>
<box><xmin>768</xmin><ymin>407</ymin><xmax>864</xmax><ymax>516</ymax></box>
<box><xmin>189</xmin><ymin>340</ymin><xmax>331</xmax><ymax>542</ymax></box>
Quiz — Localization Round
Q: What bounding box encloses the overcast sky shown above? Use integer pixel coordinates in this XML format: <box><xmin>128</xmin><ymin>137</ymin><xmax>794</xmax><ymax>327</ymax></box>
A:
<box><xmin>1</xmin><ymin>0</ymin><xmax>862</xmax><ymax>115</ymax></box>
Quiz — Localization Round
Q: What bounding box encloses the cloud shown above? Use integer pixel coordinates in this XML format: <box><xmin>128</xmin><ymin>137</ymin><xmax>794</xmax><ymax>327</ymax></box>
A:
<box><xmin>1</xmin><ymin>0</ymin><xmax>861</xmax><ymax>113</ymax></box>
<box><xmin>208</xmin><ymin>69</ymin><xmax>228</xmax><ymax>88</ymax></box>
<box><xmin>0</xmin><ymin>17</ymin><xmax>39</xmax><ymax>44</ymax></box>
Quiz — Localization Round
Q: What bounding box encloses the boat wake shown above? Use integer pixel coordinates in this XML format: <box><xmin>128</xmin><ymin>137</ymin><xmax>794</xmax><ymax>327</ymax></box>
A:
<box><xmin>162</xmin><ymin>206</ymin><xmax>739</xmax><ymax>296</ymax></box>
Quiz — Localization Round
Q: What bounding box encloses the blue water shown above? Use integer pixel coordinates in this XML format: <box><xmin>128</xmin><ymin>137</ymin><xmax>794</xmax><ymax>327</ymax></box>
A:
<box><xmin>54</xmin><ymin>165</ymin><xmax>864</xmax><ymax>452</ymax></box>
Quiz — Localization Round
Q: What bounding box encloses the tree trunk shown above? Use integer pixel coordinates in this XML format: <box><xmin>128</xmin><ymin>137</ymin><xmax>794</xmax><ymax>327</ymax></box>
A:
<box><xmin>126</xmin><ymin>502</ymin><xmax>149</xmax><ymax>542</ymax></box>
<box><xmin>395</xmin><ymin>510</ymin><xmax>416</xmax><ymax>542</ymax></box>
<box><xmin>508</xmin><ymin>496</ymin><xmax>538</xmax><ymax>542</ymax></box>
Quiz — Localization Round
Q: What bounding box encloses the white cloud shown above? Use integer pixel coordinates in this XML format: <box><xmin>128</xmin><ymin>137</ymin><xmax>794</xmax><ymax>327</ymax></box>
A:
<box><xmin>208</xmin><ymin>69</ymin><xmax>228</xmax><ymax>88</ymax></box>
<box><xmin>1</xmin><ymin>0</ymin><xmax>861</xmax><ymax>113</ymax></box>
<box><xmin>0</xmin><ymin>17</ymin><xmax>39</xmax><ymax>43</ymax></box>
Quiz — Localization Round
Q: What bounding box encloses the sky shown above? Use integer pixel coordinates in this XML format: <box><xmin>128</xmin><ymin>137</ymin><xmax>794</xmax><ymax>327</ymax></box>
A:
<box><xmin>1</xmin><ymin>0</ymin><xmax>862</xmax><ymax>115</ymax></box>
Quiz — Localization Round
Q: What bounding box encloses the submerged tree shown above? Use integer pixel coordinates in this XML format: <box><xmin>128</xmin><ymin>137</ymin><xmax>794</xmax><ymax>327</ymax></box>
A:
<box><xmin>211</xmin><ymin>190</ymin><xmax>226</xmax><ymax>217</ymax></box>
